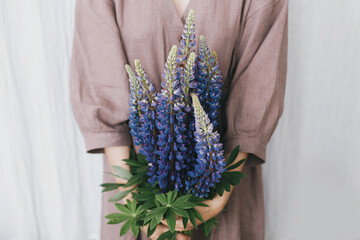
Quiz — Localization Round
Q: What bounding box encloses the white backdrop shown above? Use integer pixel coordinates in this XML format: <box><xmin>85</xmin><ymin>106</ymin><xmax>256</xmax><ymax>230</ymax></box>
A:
<box><xmin>1</xmin><ymin>0</ymin><xmax>359</xmax><ymax>240</ymax></box>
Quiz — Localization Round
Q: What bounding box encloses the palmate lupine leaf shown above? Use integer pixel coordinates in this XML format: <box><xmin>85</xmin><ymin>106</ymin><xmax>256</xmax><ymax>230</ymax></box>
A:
<box><xmin>105</xmin><ymin>200</ymin><xmax>146</xmax><ymax>237</ymax></box>
<box><xmin>203</xmin><ymin>217</ymin><xmax>219</xmax><ymax>239</ymax></box>
<box><xmin>144</xmin><ymin>191</ymin><xmax>204</xmax><ymax>233</ymax></box>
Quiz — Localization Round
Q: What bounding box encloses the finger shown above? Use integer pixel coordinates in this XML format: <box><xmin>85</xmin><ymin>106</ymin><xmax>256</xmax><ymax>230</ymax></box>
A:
<box><xmin>176</xmin><ymin>233</ymin><xmax>191</xmax><ymax>240</ymax></box>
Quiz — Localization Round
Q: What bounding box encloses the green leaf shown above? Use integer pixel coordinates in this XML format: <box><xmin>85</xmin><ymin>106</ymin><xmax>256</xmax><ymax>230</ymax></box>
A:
<box><xmin>166</xmin><ymin>210</ymin><xmax>176</xmax><ymax>233</ymax></box>
<box><xmin>131</xmin><ymin>221</ymin><xmax>140</xmax><ymax>237</ymax></box>
<box><xmin>155</xmin><ymin>193</ymin><xmax>168</xmax><ymax>205</ymax></box>
<box><xmin>130</xmin><ymin>147</ymin><xmax>136</xmax><ymax>160</ymax></box>
<box><xmin>171</xmin><ymin>191</ymin><xmax>178</xmax><ymax>202</ymax></box>
<box><xmin>132</xmin><ymin>192</ymin><xmax>154</xmax><ymax>201</ymax></box>
<box><xmin>128</xmin><ymin>199</ymin><xmax>136</xmax><ymax>213</ymax></box>
<box><xmin>100</xmin><ymin>183</ymin><xmax>124</xmax><ymax>192</ymax></box>
<box><xmin>226</xmin><ymin>145</ymin><xmax>239</xmax><ymax>166</ymax></box>
<box><xmin>142</xmin><ymin>199</ymin><xmax>155</xmax><ymax>209</ymax></box>
<box><xmin>192</xmin><ymin>208</ymin><xmax>204</xmax><ymax>222</ymax></box>
<box><xmin>169</xmin><ymin>231</ymin><xmax>177</xmax><ymax>240</ymax></box>
<box><xmin>144</xmin><ymin>207</ymin><xmax>167</xmax><ymax>224</ymax></box>
<box><xmin>124</xmin><ymin>175</ymin><xmax>143</xmax><ymax>187</ymax></box>
<box><xmin>226</xmin><ymin>158</ymin><xmax>246</xmax><ymax>171</ymax></box>
<box><xmin>172</xmin><ymin>194</ymin><xmax>191</xmax><ymax>206</ymax></box>
<box><xmin>112</xmin><ymin>166</ymin><xmax>133</xmax><ymax>180</ymax></box>
<box><xmin>225</xmin><ymin>171</ymin><xmax>245</xmax><ymax>179</ymax></box>
<box><xmin>188</xmin><ymin>209</ymin><xmax>198</xmax><ymax>229</ymax></box>
<box><xmin>115</xmin><ymin>203</ymin><xmax>132</xmax><ymax>214</ymax></box>
<box><xmin>147</xmin><ymin>224</ymin><xmax>156</xmax><ymax>238</ymax></box>
<box><xmin>100</xmin><ymin>183</ymin><xmax>124</xmax><ymax>188</ymax></box>
<box><xmin>137</xmin><ymin>153</ymin><xmax>148</xmax><ymax>164</ymax></box>
<box><xmin>172</xmin><ymin>201</ymin><xmax>197</xmax><ymax>209</ymax></box>
<box><xmin>135</xmin><ymin>205</ymin><xmax>145</xmax><ymax>215</ymax></box>
<box><xmin>108</xmin><ymin>189</ymin><xmax>133</xmax><ymax>202</ymax></box>
<box><xmin>189</xmin><ymin>195</ymin><xmax>209</xmax><ymax>207</ymax></box>
<box><xmin>105</xmin><ymin>213</ymin><xmax>128</xmax><ymax>220</ymax></box>
<box><xmin>167</xmin><ymin>191</ymin><xmax>173</xmax><ymax>203</ymax></box>
<box><xmin>223</xmin><ymin>178</ymin><xmax>231</xmax><ymax>192</ymax></box>
<box><xmin>103</xmin><ymin>171</ymin><xmax>122</xmax><ymax>178</ymax></box>
<box><xmin>203</xmin><ymin>220</ymin><xmax>212</xmax><ymax>236</ymax></box>
<box><xmin>171</xmin><ymin>206</ymin><xmax>190</xmax><ymax>218</ymax></box>
<box><xmin>149</xmin><ymin>218</ymin><xmax>158</xmax><ymax>230</ymax></box>
<box><xmin>107</xmin><ymin>218</ymin><xmax>124</xmax><ymax>224</ymax></box>
<box><xmin>158</xmin><ymin>231</ymin><xmax>172</xmax><ymax>240</ymax></box>
<box><xmin>123</xmin><ymin>159</ymin><xmax>147</xmax><ymax>167</ymax></box>
<box><xmin>120</xmin><ymin>220</ymin><xmax>132</xmax><ymax>236</ymax></box>
<box><xmin>203</xmin><ymin>217</ymin><xmax>219</xmax><ymax>236</ymax></box>
<box><xmin>193</xmin><ymin>201</ymin><xmax>208</xmax><ymax>207</ymax></box>
<box><xmin>182</xmin><ymin>217</ymin><xmax>189</xmax><ymax>229</ymax></box>
<box><xmin>216</xmin><ymin>182</ymin><xmax>225</xmax><ymax>196</ymax></box>
<box><xmin>133</xmin><ymin>166</ymin><xmax>148</xmax><ymax>173</ymax></box>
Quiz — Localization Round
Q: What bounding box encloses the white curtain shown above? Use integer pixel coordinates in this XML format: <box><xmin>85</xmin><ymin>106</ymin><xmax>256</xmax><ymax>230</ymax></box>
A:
<box><xmin>1</xmin><ymin>0</ymin><xmax>359</xmax><ymax>239</ymax></box>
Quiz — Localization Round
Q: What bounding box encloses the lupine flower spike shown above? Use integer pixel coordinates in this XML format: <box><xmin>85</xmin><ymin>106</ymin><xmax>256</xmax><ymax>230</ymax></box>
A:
<box><xmin>195</xmin><ymin>35</ymin><xmax>223</xmax><ymax>127</ymax></box>
<box><xmin>134</xmin><ymin>59</ymin><xmax>159</xmax><ymax>184</ymax></box>
<box><xmin>185</xmin><ymin>93</ymin><xmax>226</xmax><ymax>198</ymax></box>
<box><xmin>177</xmin><ymin>9</ymin><xmax>196</xmax><ymax>63</ymax></box>
<box><xmin>126</xmin><ymin>64</ymin><xmax>143</xmax><ymax>145</ymax></box>
<box><xmin>156</xmin><ymin>45</ymin><xmax>189</xmax><ymax>191</ymax></box>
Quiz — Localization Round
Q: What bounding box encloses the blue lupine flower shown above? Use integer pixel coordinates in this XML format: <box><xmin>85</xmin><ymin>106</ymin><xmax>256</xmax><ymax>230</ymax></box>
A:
<box><xmin>125</xmin><ymin>9</ymin><xmax>226</xmax><ymax>197</ymax></box>
<box><xmin>134</xmin><ymin>59</ymin><xmax>159</xmax><ymax>185</ymax></box>
<box><xmin>195</xmin><ymin>35</ymin><xmax>223</xmax><ymax>127</ymax></box>
<box><xmin>126</xmin><ymin>64</ymin><xmax>143</xmax><ymax>145</ymax></box>
<box><xmin>179</xmin><ymin>52</ymin><xmax>197</xmax><ymax>173</ymax></box>
<box><xmin>156</xmin><ymin>45</ymin><xmax>190</xmax><ymax>191</ymax></box>
<box><xmin>177</xmin><ymin>9</ymin><xmax>196</xmax><ymax>63</ymax></box>
<box><xmin>185</xmin><ymin>93</ymin><xmax>226</xmax><ymax>198</ymax></box>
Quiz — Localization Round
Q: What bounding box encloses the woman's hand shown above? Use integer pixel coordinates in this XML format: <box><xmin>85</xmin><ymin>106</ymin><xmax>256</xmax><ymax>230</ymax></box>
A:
<box><xmin>141</xmin><ymin>224</ymin><xmax>190</xmax><ymax>240</ymax></box>
<box><xmin>161</xmin><ymin>151</ymin><xmax>248</xmax><ymax>231</ymax></box>
<box><xmin>160</xmin><ymin>191</ymin><xmax>230</xmax><ymax>232</ymax></box>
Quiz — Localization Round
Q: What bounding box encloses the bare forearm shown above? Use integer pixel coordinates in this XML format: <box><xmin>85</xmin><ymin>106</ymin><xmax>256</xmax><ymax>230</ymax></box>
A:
<box><xmin>104</xmin><ymin>145</ymin><xmax>131</xmax><ymax>184</ymax></box>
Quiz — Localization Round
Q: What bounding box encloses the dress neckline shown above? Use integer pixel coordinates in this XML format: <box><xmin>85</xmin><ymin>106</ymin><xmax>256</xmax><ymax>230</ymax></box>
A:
<box><xmin>158</xmin><ymin>0</ymin><xmax>193</xmax><ymax>27</ymax></box>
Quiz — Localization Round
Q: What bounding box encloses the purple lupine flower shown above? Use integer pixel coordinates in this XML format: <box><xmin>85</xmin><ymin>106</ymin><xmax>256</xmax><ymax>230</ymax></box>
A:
<box><xmin>177</xmin><ymin>9</ymin><xmax>196</xmax><ymax>63</ymax></box>
<box><xmin>179</xmin><ymin>52</ymin><xmax>197</xmax><ymax>172</ymax></box>
<box><xmin>185</xmin><ymin>93</ymin><xmax>226</xmax><ymax>198</ymax></box>
<box><xmin>194</xmin><ymin>35</ymin><xmax>223</xmax><ymax>127</ymax></box>
<box><xmin>156</xmin><ymin>45</ymin><xmax>189</xmax><ymax>191</ymax></box>
<box><xmin>126</xmin><ymin>64</ymin><xmax>143</xmax><ymax>145</ymax></box>
<box><xmin>134</xmin><ymin>59</ymin><xmax>159</xmax><ymax>185</ymax></box>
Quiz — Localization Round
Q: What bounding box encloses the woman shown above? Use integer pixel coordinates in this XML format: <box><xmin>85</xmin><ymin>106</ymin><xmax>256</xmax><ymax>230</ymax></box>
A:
<box><xmin>70</xmin><ymin>0</ymin><xmax>288</xmax><ymax>239</ymax></box>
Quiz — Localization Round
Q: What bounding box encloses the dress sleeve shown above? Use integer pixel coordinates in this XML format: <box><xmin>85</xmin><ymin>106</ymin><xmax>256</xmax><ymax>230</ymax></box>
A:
<box><xmin>70</xmin><ymin>0</ymin><xmax>133</xmax><ymax>153</ymax></box>
<box><xmin>223</xmin><ymin>0</ymin><xmax>288</xmax><ymax>166</ymax></box>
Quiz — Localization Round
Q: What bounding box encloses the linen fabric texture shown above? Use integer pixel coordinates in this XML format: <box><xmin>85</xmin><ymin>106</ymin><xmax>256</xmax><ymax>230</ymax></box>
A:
<box><xmin>70</xmin><ymin>0</ymin><xmax>288</xmax><ymax>239</ymax></box>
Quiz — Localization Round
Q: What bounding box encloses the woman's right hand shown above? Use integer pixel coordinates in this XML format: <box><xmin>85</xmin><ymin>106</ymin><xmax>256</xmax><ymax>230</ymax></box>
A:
<box><xmin>141</xmin><ymin>224</ymin><xmax>190</xmax><ymax>240</ymax></box>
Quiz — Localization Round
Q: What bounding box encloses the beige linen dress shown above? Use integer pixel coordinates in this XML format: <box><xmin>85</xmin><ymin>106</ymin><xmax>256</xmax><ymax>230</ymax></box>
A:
<box><xmin>70</xmin><ymin>0</ymin><xmax>288</xmax><ymax>239</ymax></box>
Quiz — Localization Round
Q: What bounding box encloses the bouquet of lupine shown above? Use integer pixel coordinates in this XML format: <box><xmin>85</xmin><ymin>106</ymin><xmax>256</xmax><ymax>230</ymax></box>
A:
<box><xmin>100</xmin><ymin>9</ymin><xmax>246</xmax><ymax>239</ymax></box>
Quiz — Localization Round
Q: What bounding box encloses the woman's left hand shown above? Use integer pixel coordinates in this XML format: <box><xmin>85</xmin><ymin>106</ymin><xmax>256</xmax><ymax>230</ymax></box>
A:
<box><xmin>161</xmin><ymin>151</ymin><xmax>248</xmax><ymax>231</ymax></box>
